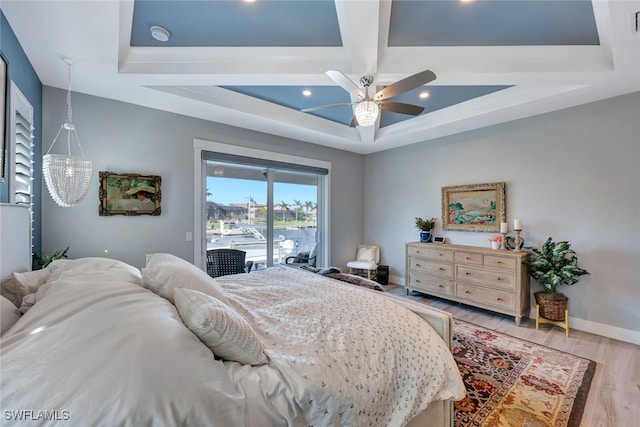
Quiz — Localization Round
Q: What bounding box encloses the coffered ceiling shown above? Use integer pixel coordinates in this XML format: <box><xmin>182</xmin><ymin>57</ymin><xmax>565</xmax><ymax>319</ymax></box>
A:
<box><xmin>2</xmin><ymin>0</ymin><xmax>639</xmax><ymax>154</ymax></box>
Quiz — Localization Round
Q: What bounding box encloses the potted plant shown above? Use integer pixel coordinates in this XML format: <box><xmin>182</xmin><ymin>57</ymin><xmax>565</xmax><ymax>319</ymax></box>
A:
<box><xmin>415</xmin><ymin>217</ymin><xmax>437</xmax><ymax>243</ymax></box>
<box><xmin>528</xmin><ymin>237</ymin><xmax>589</xmax><ymax>321</ymax></box>
<box><xmin>33</xmin><ymin>246</ymin><xmax>69</xmax><ymax>269</ymax></box>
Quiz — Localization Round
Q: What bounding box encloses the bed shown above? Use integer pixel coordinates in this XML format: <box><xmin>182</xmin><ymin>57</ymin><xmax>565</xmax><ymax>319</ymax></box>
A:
<box><xmin>1</xmin><ymin>220</ymin><xmax>464</xmax><ymax>427</ymax></box>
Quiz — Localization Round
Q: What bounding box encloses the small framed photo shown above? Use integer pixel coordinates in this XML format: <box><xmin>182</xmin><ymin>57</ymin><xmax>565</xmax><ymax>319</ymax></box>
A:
<box><xmin>99</xmin><ymin>171</ymin><xmax>161</xmax><ymax>216</ymax></box>
<box><xmin>433</xmin><ymin>236</ymin><xmax>446</xmax><ymax>244</ymax></box>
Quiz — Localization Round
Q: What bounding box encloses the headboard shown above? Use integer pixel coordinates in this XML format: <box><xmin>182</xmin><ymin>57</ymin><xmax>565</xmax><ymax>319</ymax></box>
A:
<box><xmin>0</xmin><ymin>203</ymin><xmax>31</xmax><ymax>280</ymax></box>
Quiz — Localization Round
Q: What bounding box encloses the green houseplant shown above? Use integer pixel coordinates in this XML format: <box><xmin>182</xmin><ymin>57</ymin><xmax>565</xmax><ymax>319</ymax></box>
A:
<box><xmin>33</xmin><ymin>246</ymin><xmax>69</xmax><ymax>269</ymax></box>
<box><xmin>528</xmin><ymin>237</ymin><xmax>589</xmax><ymax>320</ymax></box>
<box><xmin>415</xmin><ymin>217</ymin><xmax>437</xmax><ymax>243</ymax></box>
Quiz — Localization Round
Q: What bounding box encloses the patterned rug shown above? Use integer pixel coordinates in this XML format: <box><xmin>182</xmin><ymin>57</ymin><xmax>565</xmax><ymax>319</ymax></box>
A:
<box><xmin>452</xmin><ymin>320</ymin><xmax>596</xmax><ymax>427</ymax></box>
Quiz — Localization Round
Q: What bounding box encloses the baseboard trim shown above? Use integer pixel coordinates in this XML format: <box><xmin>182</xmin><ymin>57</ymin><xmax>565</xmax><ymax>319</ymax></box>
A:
<box><xmin>528</xmin><ymin>307</ymin><xmax>640</xmax><ymax>346</ymax></box>
<box><xmin>390</xmin><ymin>275</ymin><xmax>639</xmax><ymax>346</ymax></box>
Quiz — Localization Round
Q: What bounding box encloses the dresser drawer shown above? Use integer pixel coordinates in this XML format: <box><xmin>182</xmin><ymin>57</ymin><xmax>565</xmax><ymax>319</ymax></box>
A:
<box><xmin>410</xmin><ymin>258</ymin><xmax>454</xmax><ymax>278</ymax></box>
<box><xmin>409</xmin><ymin>272</ymin><xmax>454</xmax><ymax>296</ymax></box>
<box><xmin>456</xmin><ymin>283</ymin><xmax>515</xmax><ymax>311</ymax></box>
<box><xmin>484</xmin><ymin>255</ymin><xmax>517</xmax><ymax>270</ymax></box>
<box><xmin>407</xmin><ymin>245</ymin><xmax>430</xmax><ymax>259</ymax></box>
<box><xmin>456</xmin><ymin>265</ymin><xmax>515</xmax><ymax>290</ymax></box>
<box><xmin>428</xmin><ymin>248</ymin><xmax>454</xmax><ymax>262</ymax></box>
<box><xmin>455</xmin><ymin>251</ymin><xmax>482</xmax><ymax>265</ymax></box>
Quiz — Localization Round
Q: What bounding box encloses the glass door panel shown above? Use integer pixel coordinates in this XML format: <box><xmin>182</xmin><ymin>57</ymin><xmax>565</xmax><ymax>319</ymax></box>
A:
<box><xmin>272</xmin><ymin>170</ymin><xmax>318</xmax><ymax>266</ymax></box>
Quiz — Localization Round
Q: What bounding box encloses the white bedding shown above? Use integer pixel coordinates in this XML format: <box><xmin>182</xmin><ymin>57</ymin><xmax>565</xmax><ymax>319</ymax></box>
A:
<box><xmin>0</xmin><ymin>258</ymin><xmax>464</xmax><ymax>426</ymax></box>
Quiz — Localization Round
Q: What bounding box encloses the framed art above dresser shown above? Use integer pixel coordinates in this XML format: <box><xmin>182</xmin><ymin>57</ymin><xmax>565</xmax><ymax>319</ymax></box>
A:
<box><xmin>405</xmin><ymin>242</ymin><xmax>530</xmax><ymax>325</ymax></box>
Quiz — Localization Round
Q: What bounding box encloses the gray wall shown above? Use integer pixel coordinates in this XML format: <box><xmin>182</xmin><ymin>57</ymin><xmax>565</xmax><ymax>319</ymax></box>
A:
<box><xmin>364</xmin><ymin>92</ymin><xmax>640</xmax><ymax>334</ymax></box>
<box><xmin>42</xmin><ymin>87</ymin><xmax>364</xmax><ymax>269</ymax></box>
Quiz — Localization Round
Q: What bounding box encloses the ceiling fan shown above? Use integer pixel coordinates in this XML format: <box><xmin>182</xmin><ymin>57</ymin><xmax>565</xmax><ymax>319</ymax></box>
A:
<box><xmin>302</xmin><ymin>69</ymin><xmax>437</xmax><ymax>127</ymax></box>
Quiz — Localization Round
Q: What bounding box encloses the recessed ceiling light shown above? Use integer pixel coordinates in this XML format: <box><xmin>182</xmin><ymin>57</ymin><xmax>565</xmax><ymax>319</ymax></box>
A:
<box><xmin>419</xmin><ymin>91</ymin><xmax>430</xmax><ymax>99</ymax></box>
<box><xmin>302</xmin><ymin>89</ymin><xmax>312</xmax><ymax>97</ymax></box>
<box><xmin>150</xmin><ymin>25</ymin><xmax>170</xmax><ymax>42</ymax></box>
<box><xmin>243</xmin><ymin>0</ymin><xmax>256</xmax><ymax>3</ymax></box>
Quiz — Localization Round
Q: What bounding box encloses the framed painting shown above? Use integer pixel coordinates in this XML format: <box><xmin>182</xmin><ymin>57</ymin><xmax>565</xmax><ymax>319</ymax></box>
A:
<box><xmin>99</xmin><ymin>171</ymin><xmax>161</xmax><ymax>216</ymax></box>
<box><xmin>0</xmin><ymin>54</ymin><xmax>7</xmax><ymax>181</ymax></box>
<box><xmin>441</xmin><ymin>182</ymin><xmax>505</xmax><ymax>232</ymax></box>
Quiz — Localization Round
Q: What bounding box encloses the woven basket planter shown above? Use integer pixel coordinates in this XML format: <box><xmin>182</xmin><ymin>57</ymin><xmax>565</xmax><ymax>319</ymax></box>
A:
<box><xmin>534</xmin><ymin>291</ymin><xmax>568</xmax><ymax>321</ymax></box>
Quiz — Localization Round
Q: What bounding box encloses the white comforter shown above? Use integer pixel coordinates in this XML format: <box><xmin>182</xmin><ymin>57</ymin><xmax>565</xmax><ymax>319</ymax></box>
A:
<box><xmin>0</xmin><ymin>259</ymin><xmax>463</xmax><ymax>427</ymax></box>
<box><xmin>217</xmin><ymin>267</ymin><xmax>464</xmax><ymax>427</ymax></box>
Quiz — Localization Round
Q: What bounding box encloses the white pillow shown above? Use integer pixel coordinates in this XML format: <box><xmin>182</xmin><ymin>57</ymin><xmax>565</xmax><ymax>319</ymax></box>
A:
<box><xmin>142</xmin><ymin>253</ymin><xmax>230</xmax><ymax>305</ymax></box>
<box><xmin>1</xmin><ymin>295</ymin><xmax>21</xmax><ymax>335</ymax></box>
<box><xmin>356</xmin><ymin>245</ymin><xmax>379</xmax><ymax>263</ymax></box>
<box><xmin>173</xmin><ymin>288</ymin><xmax>268</xmax><ymax>366</ymax></box>
<box><xmin>0</xmin><ymin>269</ymin><xmax>51</xmax><ymax>307</ymax></box>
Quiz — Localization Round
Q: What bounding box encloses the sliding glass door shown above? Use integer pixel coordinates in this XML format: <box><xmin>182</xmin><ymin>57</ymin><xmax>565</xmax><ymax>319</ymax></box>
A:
<box><xmin>203</xmin><ymin>156</ymin><xmax>324</xmax><ymax>270</ymax></box>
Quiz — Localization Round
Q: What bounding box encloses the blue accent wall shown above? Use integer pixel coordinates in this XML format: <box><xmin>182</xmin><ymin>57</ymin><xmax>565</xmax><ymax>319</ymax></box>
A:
<box><xmin>1</xmin><ymin>10</ymin><xmax>43</xmax><ymax>257</ymax></box>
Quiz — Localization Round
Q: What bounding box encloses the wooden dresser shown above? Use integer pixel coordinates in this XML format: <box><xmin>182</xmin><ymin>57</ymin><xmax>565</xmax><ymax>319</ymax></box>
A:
<box><xmin>405</xmin><ymin>242</ymin><xmax>530</xmax><ymax>325</ymax></box>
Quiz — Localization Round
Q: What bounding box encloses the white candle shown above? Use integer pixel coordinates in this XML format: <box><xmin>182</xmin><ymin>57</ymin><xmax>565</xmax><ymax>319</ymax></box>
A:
<box><xmin>513</xmin><ymin>218</ymin><xmax>521</xmax><ymax>230</ymax></box>
<box><xmin>500</xmin><ymin>222</ymin><xmax>508</xmax><ymax>233</ymax></box>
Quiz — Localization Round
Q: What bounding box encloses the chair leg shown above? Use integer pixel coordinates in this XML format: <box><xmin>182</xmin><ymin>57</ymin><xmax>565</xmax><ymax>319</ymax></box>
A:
<box><xmin>367</xmin><ymin>270</ymin><xmax>372</xmax><ymax>280</ymax></box>
<box><xmin>349</xmin><ymin>267</ymin><xmax>353</xmax><ymax>274</ymax></box>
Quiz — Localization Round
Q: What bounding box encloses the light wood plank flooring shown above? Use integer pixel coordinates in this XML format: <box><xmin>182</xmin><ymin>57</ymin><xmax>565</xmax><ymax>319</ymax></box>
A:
<box><xmin>385</xmin><ymin>284</ymin><xmax>640</xmax><ymax>427</ymax></box>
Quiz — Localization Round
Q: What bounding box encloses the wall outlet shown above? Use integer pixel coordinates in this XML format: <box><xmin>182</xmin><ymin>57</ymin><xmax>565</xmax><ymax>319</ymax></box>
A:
<box><xmin>186</xmin><ymin>232</ymin><xmax>192</xmax><ymax>241</ymax></box>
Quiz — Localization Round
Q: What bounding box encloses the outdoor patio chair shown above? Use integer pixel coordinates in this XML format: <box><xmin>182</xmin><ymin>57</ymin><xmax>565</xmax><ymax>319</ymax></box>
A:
<box><xmin>206</xmin><ymin>249</ymin><xmax>253</xmax><ymax>278</ymax></box>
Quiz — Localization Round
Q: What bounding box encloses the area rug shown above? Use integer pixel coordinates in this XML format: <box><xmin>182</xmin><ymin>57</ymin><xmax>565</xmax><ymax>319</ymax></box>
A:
<box><xmin>452</xmin><ymin>320</ymin><xmax>596</xmax><ymax>427</ymax></box>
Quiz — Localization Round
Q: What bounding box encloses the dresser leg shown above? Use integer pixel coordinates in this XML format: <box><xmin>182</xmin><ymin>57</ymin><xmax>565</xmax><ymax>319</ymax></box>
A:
<box><xmin>515</xmin><ymin>316</ymin><xmax>522</xmax><ymax>326</ymax></box>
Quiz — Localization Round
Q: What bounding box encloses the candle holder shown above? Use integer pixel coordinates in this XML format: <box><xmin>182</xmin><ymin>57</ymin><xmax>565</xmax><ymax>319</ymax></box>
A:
<box><xmin>513</xmin><ymin>229</ymin><xmax>523</xmax><ymax>252</ymax></box>
<box><xmin>500</xmin><ymin>232</ymin><xmax>508</xmax><ymax>250</ymax></box>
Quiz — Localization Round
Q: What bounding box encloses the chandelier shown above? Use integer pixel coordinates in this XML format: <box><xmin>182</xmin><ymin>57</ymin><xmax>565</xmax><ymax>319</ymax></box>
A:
<box><xmin>43</xmin><ymin>59</ymin><xmax>92</xmax><ymax>207</ymax></box>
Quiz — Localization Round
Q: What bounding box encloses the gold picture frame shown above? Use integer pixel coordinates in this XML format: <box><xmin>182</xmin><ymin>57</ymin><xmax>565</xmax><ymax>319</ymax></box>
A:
<box><xmin>99</xmin><ymin>171</ymin><xmax>161</xmax><ymax>216</ymax></box>
<box><xmin>442</xmin><ymin>182</ymin><xmax>506</xmax><ymax>232</ymax></box>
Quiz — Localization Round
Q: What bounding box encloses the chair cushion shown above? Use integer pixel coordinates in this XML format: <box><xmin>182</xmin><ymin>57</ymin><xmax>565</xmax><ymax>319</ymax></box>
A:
<box><xmin>346</xmin><ymin>260</ymin><xmax>378</xmax><ymax>270</ymax></box>
<box><xmin>356</xmin><ymin>245</ymin><xmax>379</xmax><ymax>263</ymax></box>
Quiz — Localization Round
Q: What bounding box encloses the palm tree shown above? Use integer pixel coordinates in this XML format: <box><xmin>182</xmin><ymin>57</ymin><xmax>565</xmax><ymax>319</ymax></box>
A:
<box><xmin>278</xmin><ymin>201</ymin><xmax>290</xmax><ymax>221</ymax></box>
<box><xmin>293</xmin><ymin>199</ymin><xmax>303</xmax><ymax>223</ymax></box>
<box><xmin>304</xmin><ymin>200</ymin><xmax>314</xmax><ymax>224</ymax></box>
<box><xmin>246</xmin><ymin>195</ymin><xmax>256</xmax><ymax>223</ymax></box>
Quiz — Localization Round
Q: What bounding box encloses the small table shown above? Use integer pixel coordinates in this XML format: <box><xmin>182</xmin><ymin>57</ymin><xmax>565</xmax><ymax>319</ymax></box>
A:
<box><xmin>535</xmin><ymin>305</ymin><xmax>570</xmax><ymax>337</ymax></box>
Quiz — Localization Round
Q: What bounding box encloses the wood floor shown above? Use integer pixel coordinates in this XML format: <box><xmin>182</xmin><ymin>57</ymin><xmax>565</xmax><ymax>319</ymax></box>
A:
<box><xmin>385</xmin><ymin>284</ymin><xmax>640</xmax><ymax>427</ymax></box>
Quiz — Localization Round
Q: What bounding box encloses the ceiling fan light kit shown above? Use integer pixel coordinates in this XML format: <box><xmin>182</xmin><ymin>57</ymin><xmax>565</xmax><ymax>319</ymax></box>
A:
<box><xmin>355</xmin><ymin>100</ymin><xmax>379</xmax><ymax>127</ymax></box>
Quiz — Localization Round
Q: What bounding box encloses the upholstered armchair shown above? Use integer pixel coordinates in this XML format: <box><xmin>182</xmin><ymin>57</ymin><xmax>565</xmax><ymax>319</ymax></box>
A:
<box><xmin>346</xmin><ymin>245</ymin><xmax>380</xmax><ymax>280</ymax></box>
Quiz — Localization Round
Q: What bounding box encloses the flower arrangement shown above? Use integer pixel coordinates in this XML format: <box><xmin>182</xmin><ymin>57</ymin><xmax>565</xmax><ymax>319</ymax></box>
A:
<box><xmin>488</xmin><ymin>235</ymin><xmax>503</xmax><ymax>244</ymax></box>
<box><xmin>488</xmin><ymin>235</ymin><xmax>503</xmax><ymax>249</ymax></box>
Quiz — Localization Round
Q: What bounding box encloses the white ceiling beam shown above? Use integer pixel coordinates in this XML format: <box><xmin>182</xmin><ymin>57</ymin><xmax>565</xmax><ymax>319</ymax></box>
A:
<box><xmin>334</xmin><ymin>0</ymin><xmax>381</xmax><ymax>75</ymax></box>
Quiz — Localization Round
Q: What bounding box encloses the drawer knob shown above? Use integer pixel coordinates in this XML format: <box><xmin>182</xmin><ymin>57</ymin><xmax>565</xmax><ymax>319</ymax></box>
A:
<box><xmin>496</xmin><ymin>297</ymin><xmax>503</xmax><ymax>301</ymax></box>
<box><xmin>465</xmin><ymin>290</ymin><xmax>470</xmax><ymax>294</ymax></box>
<box><xmin>438</xmin><ymin>284</ymin><xmax>443</xmax><ymax>288</ymax></box>
<box><xmin>465</xmin><ymin>272</ymin><xmax>470</xmax><ymax>275</ymax></box>
<box><xmin>416</xmin><ymin>263</ymin><xmax>421</xmax><ymax>267</ymax></box>
<box><xmin>416</xmin><ymin>280</ymin><xmax>421</xmax><ymax>283</ymax></box>
<box><xmin>496</xmin><ymin>277</ymin><xmax>502</xmax><ymax>281</ymax></box>
<box><xmin>438</xmin><ymin>267</ymin><xmax>444</xmax><ymax>271</ymax></box>
<box><xmin>465</xmin><ymin>257</ymin><xmax>470</xmax><ymax>260</ymax></box>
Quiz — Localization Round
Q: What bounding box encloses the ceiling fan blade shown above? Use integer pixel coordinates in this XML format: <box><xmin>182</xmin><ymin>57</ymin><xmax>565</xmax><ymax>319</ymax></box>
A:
<box><xmin>380</xmin><ymin>101</ymin><xmax>425</xmax><ymax>116</ymax></box>
<box><xmin>374</xmin><ymin>70</ymin><xmax>437</xmax><ymax>101</ymax></box>
<box><xmin>326</xmin><ymin>70</ymin><xmax>365</xmax><ymax>99</ymax></box>
<box><xmin>349</xmin><ymin>115</ymin><xmax>358</xmax><ymax>128</ymax></box>
<box><xmin>301</xmin><ymin>102</ymin><xmax>355</xmax><ymax>113</ymax></box>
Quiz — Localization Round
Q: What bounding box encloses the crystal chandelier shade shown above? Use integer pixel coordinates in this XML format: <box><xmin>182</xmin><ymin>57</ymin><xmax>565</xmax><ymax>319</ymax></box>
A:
<box><xmin>354</xmin><ymin>100</ymin><xmax>379</xmax><ymax>127</ymax></box>
<box><xmin>43</xmin><ymin>60</ymin><xmax>92</xmax><ymax>207</ymax></box>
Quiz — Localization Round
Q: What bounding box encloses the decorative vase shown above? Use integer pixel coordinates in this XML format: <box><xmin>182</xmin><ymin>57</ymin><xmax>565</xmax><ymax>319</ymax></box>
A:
<box><xmin>419</xmin><ymin>230</ymin><xmax>432</xmax><ymax>243</ymax></box>
<box><xmin>491</xmin><ymin>241</ymin><xmax>500</xmax><ymax>250</ymax></box>
<box><xmin>534</xmin><ymin>291</ymin><xmax>568</xmax><ymax>321</ymax></box>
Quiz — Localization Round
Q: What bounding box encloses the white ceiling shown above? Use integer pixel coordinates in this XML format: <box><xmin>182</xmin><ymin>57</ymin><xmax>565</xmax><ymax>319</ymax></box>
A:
<box><xmin>2</xmin><ymin>0</ymin><xmax>639</xmax><ymax>154</ymax></box>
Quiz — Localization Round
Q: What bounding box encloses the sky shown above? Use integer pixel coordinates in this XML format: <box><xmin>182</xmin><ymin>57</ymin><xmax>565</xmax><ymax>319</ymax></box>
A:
<box><xmin>206</xmin><ymin>177</ymin><xmax>316</xmax><ymax>206</ymax></box>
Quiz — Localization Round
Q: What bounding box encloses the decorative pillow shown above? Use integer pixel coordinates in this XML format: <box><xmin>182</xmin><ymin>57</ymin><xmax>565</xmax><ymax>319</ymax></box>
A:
<box><xmin>142</xmin><ymin>253</ymin><xmax>230</xmax><ymax>305</ymax></box>
<box><xmin>0</xmin><ymin>295</ymin><xmax>21</xmax><ymax>335</ymax></box>
<box><xmin>0</xmin><ymin>269</ymin><xmax>52</xmax><ymax>308</ymax></box>
<box><xmin>173</xmin><ymin>288</ymin><xmax>268</xmax><ymax>366</ymax></box>
<box><xmin>356</xmin><ymin>245</ymin><xmax>379</xmax><ymax>263</ymax></box>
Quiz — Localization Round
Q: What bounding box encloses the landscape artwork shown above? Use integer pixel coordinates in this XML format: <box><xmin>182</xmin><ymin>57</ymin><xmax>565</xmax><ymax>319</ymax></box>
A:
<box><xmin>99</xmin><ymin>171</ymin><xmax>161</xmax><ymax>216</ymax></box>
<box><xmin>441</xmin><ymin>182</ymin><xmax>505</xmax><ymax>232</ymax></box>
